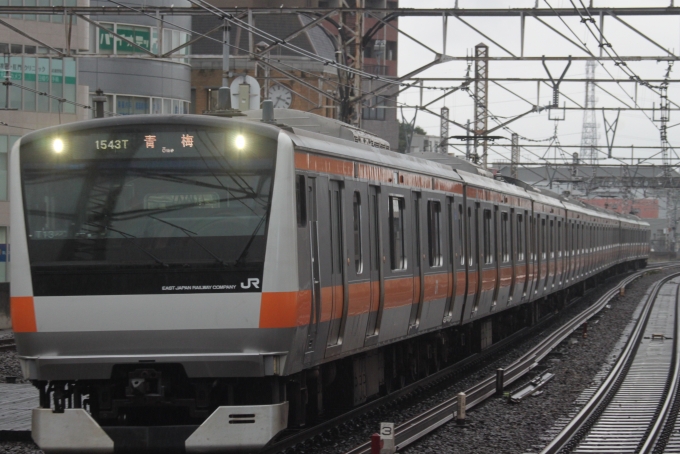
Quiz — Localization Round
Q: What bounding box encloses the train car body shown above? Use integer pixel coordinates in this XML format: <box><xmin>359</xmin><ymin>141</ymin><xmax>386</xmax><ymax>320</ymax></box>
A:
<box><xmin>9</xmin><ymin>112</ymin><xmax>649</xmax><ymax>453</ymax></box>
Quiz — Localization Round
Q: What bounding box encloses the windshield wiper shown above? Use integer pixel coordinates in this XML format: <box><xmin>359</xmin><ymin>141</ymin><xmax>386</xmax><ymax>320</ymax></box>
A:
<box><xmin>84</xmin><ymin>222</ymin><xmax>168</xmax><ymax>267</ymax></box>
<box><xmin>234</xmin><ymin>214</ymin><xmax>267</xmax><ymax>266</ymax></box>
<box><xmin>147</xmin><ymin>215</ymin><xmax>228</xmax><ymax>266</ymax></box>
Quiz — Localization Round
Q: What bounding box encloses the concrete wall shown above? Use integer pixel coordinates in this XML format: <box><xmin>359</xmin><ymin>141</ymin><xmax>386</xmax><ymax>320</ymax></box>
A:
<box><xmin>80</xmin><ymin>58</ymin><xmax>191</xmax><ymax>100</ymax></box>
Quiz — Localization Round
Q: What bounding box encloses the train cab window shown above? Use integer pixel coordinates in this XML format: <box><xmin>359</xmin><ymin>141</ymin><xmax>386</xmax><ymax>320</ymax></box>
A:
<box><xmin>389</xmin><ymin>196</ymin><xmax>406</xmax><ymax>270</ymax></box>
<box><xmin>501</xmin><ymin>211</ymin><xmax>509</xmax><ymax>263</ymax></box>
<box><xmin>483</xmin><ymin>209</ymin><xmax>492</xmax><ymax>264</ymax></box>
<box><xmin>517</xmin><ymin>214</ymin><xmax>524</xmax><ymax>261</ymax></box>
<box><xmin>428</xmin><ymin>200</ymin><xmax>442</xmax><ymax>267</ymax></box>
<box><xmin>296</xmin><ymin>174</ymin><xmax>306</xmax><ymax>227</ymax></box>
<box><xmin>353</xmin><ymin>191</ymin><xmax>363</xmax><ymax>274</ymax></box>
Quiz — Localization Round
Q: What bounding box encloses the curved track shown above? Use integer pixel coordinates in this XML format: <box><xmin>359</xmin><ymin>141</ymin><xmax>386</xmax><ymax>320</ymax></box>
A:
<box><xmin>541</xmin><ymin>272</ymin><xmax>680</xmax><ymax>454</ymax></box>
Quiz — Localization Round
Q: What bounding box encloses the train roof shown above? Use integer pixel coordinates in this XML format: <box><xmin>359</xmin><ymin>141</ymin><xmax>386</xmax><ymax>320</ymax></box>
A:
<box><xmin>16</xmin><ymin>113</ymin><xmax>649</xmax><ymax>228</ymax></box>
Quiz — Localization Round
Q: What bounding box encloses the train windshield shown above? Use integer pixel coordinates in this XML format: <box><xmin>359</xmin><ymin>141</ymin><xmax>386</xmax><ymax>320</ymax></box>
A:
<box><xmin>20</xmin><ymin>125</ymin><xmax>277</xmax><ymax>268</ymax></box>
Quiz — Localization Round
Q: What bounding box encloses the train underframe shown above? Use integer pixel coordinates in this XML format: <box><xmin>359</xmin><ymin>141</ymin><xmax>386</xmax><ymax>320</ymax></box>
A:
<box><xmin>32</xmin><ymin>259</ymin><xmax>647</xmax><ymax>453</ymax></box>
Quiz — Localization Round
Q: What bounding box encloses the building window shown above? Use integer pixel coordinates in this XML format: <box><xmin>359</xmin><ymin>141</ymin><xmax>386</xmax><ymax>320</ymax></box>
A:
<box><xmin>0</xmin><ymin>56</ymin><xmax>76</xmax><ymax>113</ymax></box>
<box><xmin>97</xmin><ymin>22</ymin><xmax>190</xmax><ymax>61</ymax></box>
<box><xmin>362</xmin><ymin>96</ymin><xmax>386</xmax><ymax>121</ymax></box>
<box><xmin>93</xmin><ymin>94</ymin><xmax>188</xmax><ymax>117</ymax></box>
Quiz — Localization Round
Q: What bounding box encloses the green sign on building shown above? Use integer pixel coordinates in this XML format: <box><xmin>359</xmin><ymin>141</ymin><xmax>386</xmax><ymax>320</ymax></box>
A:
<box><xmin>99</xmin><ymin>23</ymin><xmax>114</xmax><ymax>53</ymax></box>
<box><xmin>116</xmin><ymin>25</ymin><xmax>151</xmax><ymax>53</ymax></box>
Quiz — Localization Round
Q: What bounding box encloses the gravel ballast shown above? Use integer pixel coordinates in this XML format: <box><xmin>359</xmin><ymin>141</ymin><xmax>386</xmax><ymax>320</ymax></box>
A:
<box><xmin>400</xmin><ymin>268</ymin><xmax>673</xmax><ymax>454</ymax></box>
<box><xmin>0</xmin><ymin>268</ymin><xmax>671</xmax><ymax>454</ymax></box>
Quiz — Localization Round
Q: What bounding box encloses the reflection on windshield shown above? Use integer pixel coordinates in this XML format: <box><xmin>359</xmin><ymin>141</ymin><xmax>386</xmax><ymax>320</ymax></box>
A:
<box><xmin>21</xmin><ymin>126</ymin><xmax>277</xmax><ymax>266</ymax></box>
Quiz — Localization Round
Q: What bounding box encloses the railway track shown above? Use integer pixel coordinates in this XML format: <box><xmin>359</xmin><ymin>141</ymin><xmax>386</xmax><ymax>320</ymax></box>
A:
<box><xmin>537</xmin><ymin>271</ymin><xmax>680</xmax><ymax>454</ymax></box>
<box><xmin>0</xmin><ymin>338</ymin><xmax>15</xmax><ymax>352</ymax></box>
<box><xmin>339</xmin><ymin>266</ymin><xmax>674</xmax><ymax>454</ymax></box>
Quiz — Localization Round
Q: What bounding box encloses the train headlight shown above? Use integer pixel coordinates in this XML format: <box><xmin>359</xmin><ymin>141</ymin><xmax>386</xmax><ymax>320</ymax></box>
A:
<box><xmin>53</xmin><ymin>138</ymin><xmax>64</xmax><ymax>153</ymax></box>
<box><xmin>235</xmin><ymin>134</ymin><xmax>246</xmax><ymax>150</ymax></box>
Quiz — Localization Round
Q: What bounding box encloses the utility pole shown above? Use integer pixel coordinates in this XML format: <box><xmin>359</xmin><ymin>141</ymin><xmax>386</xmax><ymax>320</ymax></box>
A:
<box><xmin>474</xmin><ymin>43</ymin><xmax>489</xmax><ymax>167</ymax></box>
<box><xmin>339</xmin><ymin>0</ymin><xmax>364</xmax><ymax>127</ymax></box>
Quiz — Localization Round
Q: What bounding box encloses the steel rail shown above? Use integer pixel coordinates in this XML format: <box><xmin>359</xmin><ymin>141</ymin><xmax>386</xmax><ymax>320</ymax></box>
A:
<box><xmin>540</xmin><ymin>271</ymin><xmax>680</xmax><ymax>454</ymax></box>
<box><xmin>262</xmin><ymin>312</ymin><xmax>536</xmax><ymax>454</ymax></box>
<box><xmin>641</xmin><ymin>284</ymin><xmax>680</xmax><ymax>453</ymax></box>
<box><xmin>0</xmin><ymin>338</ymin><xmax>15</xmax><ymax>352</ymax></box>
<box><xmin>343</xmin><ymin>265</ymin><xmax>675</xmax><ymax>454</ymax></box>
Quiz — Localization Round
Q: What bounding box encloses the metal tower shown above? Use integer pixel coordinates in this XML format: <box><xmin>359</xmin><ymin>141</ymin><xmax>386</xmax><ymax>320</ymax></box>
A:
<box><xmin>474</xmin><ymin>43</ymin><xmax>489</xmax><ymax>166</ymax></box>
<box><xmin>440</xmin><ymin>106</ymin><xmax>449</xmax><ymax>153</ymax></box>
<box><xmin>511</xmin><ymin>133</ymin><xmax>519</xmax><ymax>178</ymax></box>
<box><xmin>579</xmin><ymin>60</ymin><xmax>599</xmax><ymax>164</ymax></box>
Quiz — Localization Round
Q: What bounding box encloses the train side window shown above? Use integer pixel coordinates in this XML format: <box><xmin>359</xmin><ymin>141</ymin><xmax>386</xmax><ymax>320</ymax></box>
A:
<box><xmin>483</xmin><ymin>209</ymin><xmax>492</xmax><ymax>264</ymax></box>
<box><xmin>557</xmin><ymin>221</ymin><xmax>562</xmax><ymax>257</ymax></box>
<box><xmin>549</xmin><ymin>220</ymin><xmax>554</xmax><ymax>259</ymax></box>
<box><xmin>427</xmin><ymin>200</ymin><xmax>442</xmax><ymax>267</ymax></box>
<box><xmin>295</xmin><ymin>174</ymin><xmax>306</xmax><ymax>227</ymax></box>
<box><xmin>541</xmin><ymin>218</ymin><xmax>547</xmax><ymax>260</ymax></box>
<box><xmin>528</xmin><ymin>216</ymin><xmax>536</xmax><ymax>260</ymax></box>
<box><xmin>372</xmin><ymin>192</ymin><xmax>380</xmax><ymax>271</ymax></box>
<box><xmin>517</xmin><ymin>213</ymin><xmax>524</xmax><ymax>261</ymax></box>
<box><xmin>458</xmin><ymin>204</ymin><xmax>465</xmax><ymax>266</ymax></box>
<box><xmin>389</xmin><ymin>196</ymin><xmax>406</xmax><ymax>270</ymax></box>
<box><xmin>353</xmin><ymin>191</ymin><xmax>363</xmax><ymax>274</ymax></box>
<box><xmin>501</xmin><ymin>212</ymin><xmax>509</xmax><ymax>262</ymax></box>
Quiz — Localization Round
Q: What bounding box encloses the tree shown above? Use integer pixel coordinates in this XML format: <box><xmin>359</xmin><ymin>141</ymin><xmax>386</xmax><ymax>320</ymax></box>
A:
<box><xmin>398</xmin><ymin>121</ymin><xmax>426</xmax><ymax>153</ymax></box>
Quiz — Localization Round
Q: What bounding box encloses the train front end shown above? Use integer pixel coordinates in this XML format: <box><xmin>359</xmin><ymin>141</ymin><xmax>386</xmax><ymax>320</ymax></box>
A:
<box><xmin>10</xmin><ymin>116</ymin><xmax>299</xmax><ymax>452</ymax></box>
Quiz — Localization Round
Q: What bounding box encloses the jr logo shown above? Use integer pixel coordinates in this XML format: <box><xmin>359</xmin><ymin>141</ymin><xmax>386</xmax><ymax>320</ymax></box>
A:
<box><xmin>241</xmin><ymin>278</ymin><xmax>260</xmax><ymax>289</ymax></box>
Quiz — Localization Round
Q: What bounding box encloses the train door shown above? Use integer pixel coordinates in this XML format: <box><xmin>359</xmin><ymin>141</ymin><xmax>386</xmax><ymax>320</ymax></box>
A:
<box><xmin>304</xmin><ymin>176</ymin><xmax>321</xmax><ymax>362</ymax></box>
<box><xmin>365</xmin><ymin>185</ymin><xmax>383</xmax><ymax>345</ymax></box>
<box><xmin>326</xmin><ymin>180</ymin><xmax>346</xmax><ymax>354</ymax></box>
<box><xmin>408</xmin><ymin>191</ymin><xmax>424</xmax><ymax>332</ymax></box>
<box><xmin>476</xmin><ymin>202</ymin><xmax>496</xmax><ymax>314</ymax></box>
<box><xmin>526</xmin><ymin>214</ymin><xmax>537</xmax><ymax>299</ymax></box>
<box><xmin>536</xmin><ymin>214</ymin><xmax>542</xmax><ymax>295</ymax></box>
<box><xmin>447</xmin><ymin>198</ymin><xmax>466</xmax><ymax>324</ymax></box>
<box><xmin>460</xmin><ymin>200</ymin><xmax>479</xmax><ymax>323</ymax></box>
<box><xmin>520</xmin><ymin>211</ymin><xmax>529</xmax><ymax>298</ymax></box>
<box><xmin>492</xmin><ymin>205</ymin><xmax>501</xmax><ymax>308</ymax></box>
<box><xmin>508</xmin><ymin>208</ymin><xmax>516</xmax><ymax>304</ymax></box>
<box><xmin>342</xmin><ymin>183</ymin><xmax>371</xmax><ymax>352</ymax></box>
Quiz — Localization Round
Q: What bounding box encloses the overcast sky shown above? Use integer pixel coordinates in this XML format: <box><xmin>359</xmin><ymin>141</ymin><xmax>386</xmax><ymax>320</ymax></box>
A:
<box><xmin>395</xmin><ymin>0</ymin><xmax>680</xmax><ymax>166</ymax></box>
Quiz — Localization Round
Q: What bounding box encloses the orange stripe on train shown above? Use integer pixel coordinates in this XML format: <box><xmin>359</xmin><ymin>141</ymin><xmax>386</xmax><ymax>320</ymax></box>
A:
<box><xmin>11</xmin><ymin>296</ymin><xmax>37</xmax><ymax>333</ymax></box>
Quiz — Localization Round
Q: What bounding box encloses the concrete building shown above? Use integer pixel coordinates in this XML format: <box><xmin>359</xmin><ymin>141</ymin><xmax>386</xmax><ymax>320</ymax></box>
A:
<box><xmin>0</xmin><ymin>0</ymin><xmax>193</xmax><ymax>326</ymax></box>
<box><xmin>408</xmin><ymin>133</ymin><xmax>442</xmax><ymax>154</ymax></box>
<box><xmin>191</xmin><ymin>0</ymin><xmax>400</xmax><ymax>149</ymax></box>
<box><xmin>82</xmin><ymin>0</ymin><xmax>192</xmax><ymax>117</ymax></box>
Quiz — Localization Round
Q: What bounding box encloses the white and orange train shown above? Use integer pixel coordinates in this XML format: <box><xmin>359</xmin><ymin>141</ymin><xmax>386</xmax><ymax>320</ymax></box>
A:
<box><xmin>9</xmin><ymin>110</ymin><xmax>649</xmax><ymax>453</ymax></box>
